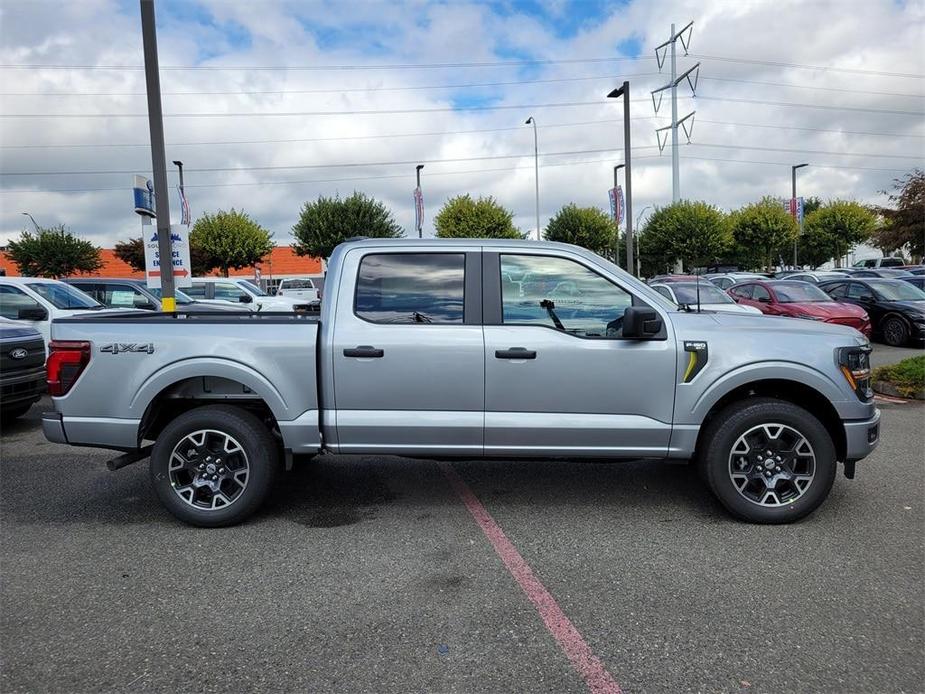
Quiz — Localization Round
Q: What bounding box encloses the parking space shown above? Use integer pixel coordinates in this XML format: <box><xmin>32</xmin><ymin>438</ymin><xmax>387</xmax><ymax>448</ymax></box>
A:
<box><xmin>1</xmin><ymin>390</ymin><xmax>922</xmax><ymax>693</ymax></box>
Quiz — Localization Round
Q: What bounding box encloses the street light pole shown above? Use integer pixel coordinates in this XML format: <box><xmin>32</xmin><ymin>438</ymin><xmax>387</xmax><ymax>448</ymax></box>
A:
<box><xmin>415</xmin><ymin>164</ymin><xmax>424</xmax><ymax>238</ymax></box>
<box><xmin>792</xmin><ymin>163</ymin><xmax>809</xmax><ymax>268</ymax></box>
<box><xmin>140</xmin><ymin>0</ymin><xmax>176</xmax><ymax>312</ymax></box>
<box><xmin>606</xmin><ymin>81</ymin><xmax>634</xmax><ymax>276</ymax></box>
<box><xmin>525</xmin><ymin>117</ymin><xmax>540</xmax><ymax>240</ymax></box>
<box><xmin>20</xmin><ymin>212</ymin><xmax>40</xmax><ymax>232</ymax></box>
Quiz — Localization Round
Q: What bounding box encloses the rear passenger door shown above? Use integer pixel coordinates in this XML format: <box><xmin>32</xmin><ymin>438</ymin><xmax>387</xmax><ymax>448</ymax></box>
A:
<box><xmin>330</xmin><ymin>249</ymin><xmax>484</xmax><ymax>455</ymax></box>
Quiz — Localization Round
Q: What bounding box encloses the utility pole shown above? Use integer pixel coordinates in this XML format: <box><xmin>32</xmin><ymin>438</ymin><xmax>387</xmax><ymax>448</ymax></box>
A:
<box><xmin>652</xmin><ymin>21</ymin><xmax>698</xmax><ymax>273</ymax></box>
<box><xmin>606</xmin><ymin>82</ymin><xmax>634</xmax><ymax>276</ymax></box>
<box><xmin>525</xmin><ymin>117</ymin><xmax>540</xmax><ymax>240</ymax></box>
<box><xmin>140</xmin><ymin>0</ymin><xmax>176</xmax><ymax>312</ymax></box>
<box><xmin>792</xmin><ymin>163</ymin><xmax>809</xmax><ymax>268</ymax></box>
<box><xmin>613</xmin><ymin>164</ymin><xmax>624</xmax><ymax>268</ymax></box>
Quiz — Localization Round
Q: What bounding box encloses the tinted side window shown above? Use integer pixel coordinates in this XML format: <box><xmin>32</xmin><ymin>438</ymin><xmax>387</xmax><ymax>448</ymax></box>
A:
<box><xmin>752</xmin><ymin>285</ymin><xmax>771</xmax><ymax>302</ymax></box>
<box><xmin>355</xmin><ymin>253</ymin><xmax>465</xmax><ymax>324</ymax></box>
<box><xmin>0</xmin><ymin>285</ymin><xmax>43</xmax><ymax>319</ymax></box>
<box><xmin>103</xmin><ymin>283</ymin><xmax>152</xmax><ymax>308</ymax></box>
<box><xmin>500</xmin><ymin>254</ymin><xmax>633</xmax><ymax>338</ymax></box>
<box><xmin>729</xmin><ymin>284</ymin><xmax>753</xmax><ymax>299</ymax></box>
<box><xmin>186</xmin><ymin>283</ymin><xmax>207</xmax><ymax>299</ymax></box>
<box><xmin>847</xmin><ymin>283</ymin><xmax>873</xmax><ymax>300</ymax></box>
<box><xmin>824</xmin><ymin>282</ymin><xmax>847</xmax><ymax>298</ymax></box>
<box><xmin>653</xmin><ymin>286</ymin><xmax>674</xmax><ymax>301</ymax></box>
<box><xmin>214</xmin><ymin>283</ymin><xmax>246</xmax><ymax>301</ymax></box>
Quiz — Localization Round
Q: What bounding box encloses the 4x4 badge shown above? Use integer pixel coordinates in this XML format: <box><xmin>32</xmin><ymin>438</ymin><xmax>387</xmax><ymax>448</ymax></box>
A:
<box><xmin>100</xmin><ymin>343</ymin><xmax>155</xmax><ymax>354</ymax></box>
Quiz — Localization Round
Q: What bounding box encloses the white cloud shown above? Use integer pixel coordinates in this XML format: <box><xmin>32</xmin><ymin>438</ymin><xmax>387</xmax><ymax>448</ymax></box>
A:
<box><xmin>1</xmin><ymin>0</ymin><xmax>923</xmax><ymax>250</ymax></box>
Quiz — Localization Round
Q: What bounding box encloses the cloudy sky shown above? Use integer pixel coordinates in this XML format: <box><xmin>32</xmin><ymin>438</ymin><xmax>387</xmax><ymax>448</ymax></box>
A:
<box><xmin>0</xmin><ymin>0</ymin><xmax>923</xmax><ymax>250</ymax></box>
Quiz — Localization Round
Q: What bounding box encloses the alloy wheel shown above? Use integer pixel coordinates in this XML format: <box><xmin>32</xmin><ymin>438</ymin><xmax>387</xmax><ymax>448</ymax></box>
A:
<box><xmin>727</xmin><ymin>423</ymin><xmax>816</xmax><ymax>507</ymax></box>
<box><xmin>168</xmin><ymin>429</ymin><xmax>249</xmax><ymax>510</ymax></box>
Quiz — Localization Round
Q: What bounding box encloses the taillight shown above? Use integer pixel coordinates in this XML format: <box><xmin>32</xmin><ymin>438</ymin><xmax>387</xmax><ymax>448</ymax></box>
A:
<box><xmin>46</xmin><ymin>340</ymin><xmax>91</xmax><ymax>396</ymax></box>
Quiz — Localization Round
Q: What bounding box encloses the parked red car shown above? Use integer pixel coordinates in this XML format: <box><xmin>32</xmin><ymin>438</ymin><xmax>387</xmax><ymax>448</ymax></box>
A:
<box><xmin>727</xmin><ymin>280</ymin><xmax>872</xmax><ymax>337</ymax></box>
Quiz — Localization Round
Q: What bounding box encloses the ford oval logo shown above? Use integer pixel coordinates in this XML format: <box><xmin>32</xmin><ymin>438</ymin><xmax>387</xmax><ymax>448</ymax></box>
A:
<box><xmin>9</xmin><ymin>348</ymin><xmax>28</xmax><ymax>360</ymax></box>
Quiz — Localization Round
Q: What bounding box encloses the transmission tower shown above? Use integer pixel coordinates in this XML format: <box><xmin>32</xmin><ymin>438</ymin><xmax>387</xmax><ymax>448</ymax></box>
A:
<box><xmin>651</xmin><ymin>21</ymin><xmax>700</xmax><ymax>202</ymax></box>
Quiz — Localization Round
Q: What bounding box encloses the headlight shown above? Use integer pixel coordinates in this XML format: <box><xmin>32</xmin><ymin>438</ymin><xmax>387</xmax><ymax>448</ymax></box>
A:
<box><xmin>794</xmin><ymin>313</ymin><xmax>824</xmax><ymax>321</ymax></box>
<box><xmin>835</xmin><ymin>345</ymin><xmax>872</xmax><ymax>401</ymax></box>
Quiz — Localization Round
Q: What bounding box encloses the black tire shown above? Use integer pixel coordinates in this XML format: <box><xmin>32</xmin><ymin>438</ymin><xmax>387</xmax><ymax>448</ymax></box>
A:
<box><xmin>150</xmin><ymin>405</ymin><xmax>279</xmax><ymax>527</ymax></box>
<box><xmin>700</xmin><ymin>398</ymin><xmax>837</xmax><ymax>524</ymax></box>
<box><xmin>881</xmin><ymin>315</ymin><xmax>909</xmax><ymax>347</ymax></box>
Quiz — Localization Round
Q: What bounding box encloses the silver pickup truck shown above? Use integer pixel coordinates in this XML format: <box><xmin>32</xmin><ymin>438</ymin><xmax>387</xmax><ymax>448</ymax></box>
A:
<box><xmin>42</xmin><ymin>239</ymin><xmax>880</xmax><ymax>527</ymax></box>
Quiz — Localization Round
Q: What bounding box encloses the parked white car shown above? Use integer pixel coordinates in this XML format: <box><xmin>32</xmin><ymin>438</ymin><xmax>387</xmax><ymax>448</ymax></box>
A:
<box><xmin>186</xmin><ymin>278</ymin><xmax>316</xmax><ymax>312</ymax></box>
<box><xmin>0</xmin><ymin>277</ymin><xmax>135</xmax><ymax>348</ymax></box>
<box><xmin>704</xmin><ymin>272</ymin><xmax>768</xmax><ymax>290</ymax></box>
<box><xmin>650</xmin><ymin>281</ymin><xmax>764</xmax><ymax>314</ymax></box>
<box><xmin>276</xmin><ymin>277</ymin><xmax>321</xmax><ymax>302</ymax></box>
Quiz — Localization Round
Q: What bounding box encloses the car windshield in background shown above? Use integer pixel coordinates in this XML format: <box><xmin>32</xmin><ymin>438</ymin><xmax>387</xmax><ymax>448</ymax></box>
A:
<box><xmin>148</xmin><ymin>287</ymin><xmax>194</xmax><ymax>304</ymax></box>
<box><xmin>26</xmin><ymin>282</ymin><xmax>101</xmax><ymax>309</ymax></box>
<box><xmin>868</xmin><ymin>280</ymin><xmax>925</xmax><ymax>302</ymax></box>
<box><xmin>672</xmin><ymin>283</ymin><xmax>734</xmax><ymax>305</ymax></box>
<box><xmin>238</xmin><ymin>280</ymin><xmax>268</xmax><ymax>297</ymax></box>
<box><xmin>771</xmin><ymin>283</ymin><xmax>831</xmax><ymax>303</ymax></box>
<box><xmin>281</xmin><ymin>280</ymin><xmax>314</xmax><ymax>289</ymax></box>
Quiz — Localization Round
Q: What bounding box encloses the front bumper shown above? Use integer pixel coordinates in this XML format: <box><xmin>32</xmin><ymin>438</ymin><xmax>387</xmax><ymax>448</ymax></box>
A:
<box><xmin>843</xmin><ymin>408</ymin><xmax>881</xmax><ymax>462</ymax></box>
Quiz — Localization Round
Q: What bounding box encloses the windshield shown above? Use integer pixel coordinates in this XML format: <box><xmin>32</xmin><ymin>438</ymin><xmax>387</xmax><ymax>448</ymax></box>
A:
<box><xmin>771</xmin><ymin>283</ymin><xmax>831</xmax><ymax>303</ymax></box>
<box><xmin>868</xmin><ymin>280</ymin><xmax>925</xmax><ymax>302</ymax></box>
<box><xmin>148</xmin><ymin>287</ymin><xmax>194</xmax><ymax>304</ymax></box>
<box><xmin>281</xmin><ymin>279</ymin><xmax>314</xmax><ymax>289</ymax></box>
<box><xmin>672</xmin><ymin>283</ymin><xmax>734</xmax><ymax>305</ymax></box>
<box><xmin>26</xmin><ymin>281</ymin><xmax>101</xmax><ymax>309</ymax></box>
<box><xmin>237</xmin><ymin>280</ymin><xmax>268</xmax><ymax>296</ymax></box>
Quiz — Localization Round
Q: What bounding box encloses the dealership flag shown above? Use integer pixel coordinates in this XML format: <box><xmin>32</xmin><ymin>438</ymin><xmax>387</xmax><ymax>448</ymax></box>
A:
<box><xmin>413</xmin><ymin>186</ymin><xmax>424</xmax><ymax>233</ymax></box>
<box><xmin>608</xmin><ymin>186</ymin><xmax>624</xmax><ymax>227</ymax></box>
<box><xmin>177</xmin><ymin>185</ymin><xmax>191</xmax><ymax>226</ymax></box>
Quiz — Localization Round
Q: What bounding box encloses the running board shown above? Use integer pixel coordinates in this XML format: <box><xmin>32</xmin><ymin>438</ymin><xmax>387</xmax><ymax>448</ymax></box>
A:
<box><xmin>106</xmin><ymin>445</ymin><xmax>153</xmax><ymax>471</ymax></box>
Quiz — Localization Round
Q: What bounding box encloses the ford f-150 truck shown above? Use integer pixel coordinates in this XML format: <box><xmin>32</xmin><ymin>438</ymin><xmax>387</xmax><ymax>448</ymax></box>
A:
<box><xmin>42</xmin><ymin>239</ymin><xmax>880</xmax><ymax>527</ymax></box>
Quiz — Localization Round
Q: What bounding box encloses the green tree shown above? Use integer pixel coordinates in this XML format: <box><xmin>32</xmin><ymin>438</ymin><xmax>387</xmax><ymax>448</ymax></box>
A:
<box><xmin>871</xmin><ymin>170</ymin><xmax>924</xmax><ymax>261</ymax></box>
<box><xmin>729</xmin><ymin>197</ymin><xmax>798</xmax><ymax>271</ymax></box>
<box><xmin>796</xmin><ymin>223</ymin><xmax>837</xmax><ymax>269</ymax></box>
<box><xmin>434</xmin><ymin>195</ymin><xmax>523</xmax><ymax>239</ymax></box>
<box><xmin>637</xmin><ymin>201</ymin><xmax>730</xmax><ymax>274</ymax></box>
<box><xmin>543</xmin><ymin>204</ymin><xmax>617</xmax><ymax>258</ymax></box>
<box><xmin>803</xmin><ymin>200</ymin><xmax>877</xmax><ymax>268</ymax></box>
<box><xmin>114</xmin><ymin>236</ymin><xmax>212</xmax><ymax>276</ymax></box>
<box><xmin>6</xmin><ymin>224</ymin><xmax>102</xmax><ymax>278</ymax></box>
<box><xmin>291</xmin><ymin>192</ymin><xmax>403</xmax><ymax>260</ymax></box>
<box><xmin>190</xmin><ymin>209</ymin><xmax>274</xmax><ymax>277</ymax></box>
<box><xmin>802</xmin><ymin>196</ymin><xmax>823</xmax><ymax>216</ymax></box>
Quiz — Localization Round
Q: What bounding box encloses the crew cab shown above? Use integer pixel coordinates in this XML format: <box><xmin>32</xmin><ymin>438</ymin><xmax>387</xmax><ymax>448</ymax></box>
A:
<box><xmin>42</xmin><ymin>239</ymin><xmax>880</xmax><ymax>527</ymax></box>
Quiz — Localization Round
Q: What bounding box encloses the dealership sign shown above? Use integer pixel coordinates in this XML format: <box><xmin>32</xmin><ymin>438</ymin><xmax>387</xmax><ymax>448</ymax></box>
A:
<box><xmin>144</xmin><ymin>224</ymin><xmax>192</xmax><ymax>289</ymax></box>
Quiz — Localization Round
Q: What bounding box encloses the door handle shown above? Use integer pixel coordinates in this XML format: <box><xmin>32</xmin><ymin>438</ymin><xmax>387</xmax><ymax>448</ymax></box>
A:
<box><xmin>343</xmin><ymin>345</ymin><xmax>384</xmax><ymax>358</ymax></box>
<box><xmin>495</xmin><ymin>347</ymin><xmax>536</xmax><ymax>360</ymax></box>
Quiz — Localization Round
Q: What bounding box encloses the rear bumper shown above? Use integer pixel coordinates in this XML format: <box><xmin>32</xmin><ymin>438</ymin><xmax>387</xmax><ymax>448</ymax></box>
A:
<box><xmin>41</xmin><ymin>411</ymin><xmax>139</xmax><ymax>450</ymax></box>
<box><xmin>843</xmin><ymin>408</ymin><xmax>881</xmax><ymax>463</ymax></box>
<box><xmin>42</xmin><ymin>411</ymin><xmax>67</xmax><ymax>443</ymax></box>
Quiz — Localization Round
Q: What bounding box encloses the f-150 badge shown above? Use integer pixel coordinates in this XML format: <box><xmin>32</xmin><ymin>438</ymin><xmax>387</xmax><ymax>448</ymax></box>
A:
<box><xmin>100</xmin><ymin>343</ymin><xmax>155</xmax><ymax>354</ymax></box>
<box><xmin>682</xmin><ymin>341</ymin><xmax>708</xmax><ymax>383</ymax></box>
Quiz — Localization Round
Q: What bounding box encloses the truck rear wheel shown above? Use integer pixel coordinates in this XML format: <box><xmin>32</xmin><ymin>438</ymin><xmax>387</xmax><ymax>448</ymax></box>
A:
<box><xmin>700</xmin><ymin>398</ymin><xmax>836</xmax><ymax>524</ymax></box>
<box><xmin>150</xmin><ymin>405</ymin><xmax>279</xmax><ymax>527</ymax></box>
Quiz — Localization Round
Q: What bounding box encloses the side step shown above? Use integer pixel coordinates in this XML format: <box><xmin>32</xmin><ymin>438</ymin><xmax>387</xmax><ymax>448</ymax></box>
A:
<box><xmin>106</xmin><ymin>445</ymin><xmax>153</xmax><ymax>471</ymax></box>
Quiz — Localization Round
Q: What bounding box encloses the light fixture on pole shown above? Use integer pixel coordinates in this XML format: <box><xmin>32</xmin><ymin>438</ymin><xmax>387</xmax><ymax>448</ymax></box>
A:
<box><xmin>792</xmin><ymin>163</ymin><xmax>809</xmax><ymax>268</ymax></box>
<box><xmin>606</xmin><ymin>83</ymin><xmax>634</xmax><ymax>276</ymax></box>
<box><xmin>525</xmin><ymin>117</ymin><xmax>540</xmax><ymax>240</ymax></box>
<box><xmin>20</xmin><ymin>212</ymin><xmax>40</xmax><ymax>231</ymax></box>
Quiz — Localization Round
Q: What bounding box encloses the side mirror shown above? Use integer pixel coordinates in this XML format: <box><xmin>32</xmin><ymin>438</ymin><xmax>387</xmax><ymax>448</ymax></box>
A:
<box><xmin>18</xmin><ymin>306</ymin><xmax>48</xmax><ymax>321</ymax></box>
<box><xmin>239</xmin><ymin>294</ymin><xmax>253</xmax><ymax>304</ymax></box>
<box><xmin>622</xmin><ymin>306</ymin><xmax>663</xmax><ymax>339</ymax></box>
<box><xmin>757</xmin><ymin>296</ymin><xmax>771</xmax><ymax>303</ymax></box>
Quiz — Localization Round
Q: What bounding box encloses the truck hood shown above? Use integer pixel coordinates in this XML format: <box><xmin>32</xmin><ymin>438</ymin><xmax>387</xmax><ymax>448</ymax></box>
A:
<box><xmin>677</xmin><ymin>309</ymin><xmax>866</xmax><ymax>343</ymax></box>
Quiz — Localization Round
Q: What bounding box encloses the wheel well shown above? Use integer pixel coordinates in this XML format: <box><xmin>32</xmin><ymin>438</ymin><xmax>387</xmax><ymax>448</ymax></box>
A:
<box><xmin>695</xmin><ymin>379</ymin><xmax>847</xmax><ymax>462</ymax></box>
<box><xmin>139</xmin><ymin>376</ymin><xmax>278</xmax><ymax>444</ymax></box>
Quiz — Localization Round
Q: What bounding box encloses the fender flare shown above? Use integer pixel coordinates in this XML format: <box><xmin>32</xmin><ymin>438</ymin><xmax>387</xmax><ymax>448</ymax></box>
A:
<box><xmin>686</xmin><ymin>360</ymin><xmax>847</xmax><ymax>423</ymax></box>
<box><xmin>128</xmin><ymin>357</ymin><xmax>288</xmax><ymax>421</ymax></box>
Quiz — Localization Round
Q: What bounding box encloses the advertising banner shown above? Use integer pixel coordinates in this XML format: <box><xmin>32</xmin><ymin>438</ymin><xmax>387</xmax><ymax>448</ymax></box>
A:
<box><xmin>608</xmin><ymin>186</ymin><xmax>624</xmax><ymax>227</ymax></box>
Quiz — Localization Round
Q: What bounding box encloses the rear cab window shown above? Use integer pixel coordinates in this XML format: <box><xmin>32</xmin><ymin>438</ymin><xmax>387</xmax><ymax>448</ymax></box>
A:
<box><xmin>355</xmin><ymin>253</ymin><xmax>465</xmax><ymax>324</ymax></box>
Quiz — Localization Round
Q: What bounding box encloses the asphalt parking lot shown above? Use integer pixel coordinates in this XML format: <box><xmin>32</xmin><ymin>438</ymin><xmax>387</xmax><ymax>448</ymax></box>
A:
<box><xmin>1</xmin><ymin>347</ymin><xmax>923</xmax><ymax>694</ymax></box>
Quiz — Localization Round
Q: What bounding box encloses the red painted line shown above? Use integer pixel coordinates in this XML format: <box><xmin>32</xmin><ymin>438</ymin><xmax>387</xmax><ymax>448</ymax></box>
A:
<box><xmin>875</xmin><ymin>394</ymin><xmax>908</xmax><ymax>404</ymax></box>
<box><xmin>439</xmin><ymin>462</ymin><xmax>622</xmax><ymax>694</ymax></box>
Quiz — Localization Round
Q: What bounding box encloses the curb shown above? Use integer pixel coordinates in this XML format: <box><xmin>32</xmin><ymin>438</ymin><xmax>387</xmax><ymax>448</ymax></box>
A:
<box><xmin>873</xmin><ymin>380</ymin><xmax>925</xmax><ymax>401</ymax></box>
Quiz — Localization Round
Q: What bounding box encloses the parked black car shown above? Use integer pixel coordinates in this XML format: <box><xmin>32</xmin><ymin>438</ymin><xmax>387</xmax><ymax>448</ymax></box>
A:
<box><xmin>818</xmin><ymin>278</ymin><xmax>925</xmax><ymax>346</ymax></box>
<box><xmin>847</xmin><ymin>268</ymin><xmax>914</xmax><ymax>279</ymax></box>
<box><xmin>901</xmin><ymin>276</ymin><xmax>925</xmax><ymax>291</ymax></box>
<box><xmin>65</xmin><ymin>278</ymin><xmax>243</xmax><ymax>312</ymax></box>
<box><xmin>0</xmin><ymin>318</ymin><xmax>46</xmax><ymax>421</ymax></box>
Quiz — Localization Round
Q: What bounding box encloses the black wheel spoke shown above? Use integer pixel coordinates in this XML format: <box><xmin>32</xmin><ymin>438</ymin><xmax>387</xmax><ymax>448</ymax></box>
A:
<box><xmin>168</xmin><ymin>429</ymin><xmax>250</xmax><ymax>511</ymax></box>
<box><xmin>728</xmin><ymin>423</ymin><xmax>816</xmax><ymax>508</ymax></box>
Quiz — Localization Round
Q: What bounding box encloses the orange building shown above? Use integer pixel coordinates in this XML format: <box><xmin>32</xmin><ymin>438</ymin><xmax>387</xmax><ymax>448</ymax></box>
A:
<box><xmin>0</xmin><ymin>246</ymin><xmax>324</xmax><ymax>291</ymax></box>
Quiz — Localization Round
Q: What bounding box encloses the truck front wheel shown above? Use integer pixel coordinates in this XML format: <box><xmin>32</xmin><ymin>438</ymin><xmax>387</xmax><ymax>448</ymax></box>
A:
<box><xmin>700</xmin><ymin>398</ymin><xmax>837</xmax><ymax>524</ymax></box>
<box><xmin>150</xmin><ymin>405</ymin><xmax>279</xmax><ymax>527</ymax></box>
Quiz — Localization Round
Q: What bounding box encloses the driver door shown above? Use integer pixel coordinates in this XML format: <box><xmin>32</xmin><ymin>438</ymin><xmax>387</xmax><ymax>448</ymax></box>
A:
<box><xmin>482</xmin><ymin>251</ymin><xmax>676</xmax><ymax>457</ymax></box>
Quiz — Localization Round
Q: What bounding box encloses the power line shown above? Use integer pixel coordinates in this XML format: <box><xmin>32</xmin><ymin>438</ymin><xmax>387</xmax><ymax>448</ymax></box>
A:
<box><xmin>699</xmin><ymin>118</ymin><xmax>924</xmax><ymax>139</ymax></box>
<box><xmin>690</xmin><ymin>54</ymin><xmax>924</xmax><ymax>79</ymax></box>
<box><xmin>689</xmin><ymin>142</ymin><xmax>923</xmax><ymax>160</ymax></box>
<box><xmin>697</xmin><ymin>95</ymin><xmax>922</xmax><ymax>116</ymax></box>
<box><xmin>680</xmin><ymin>154</ymin><xmax>911</xmax><ymax>174</ymax></box>
<box><xmin>699</xmin><ymin>76</ymin><xmax>924</xmax><ymax>99</ymax></box>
